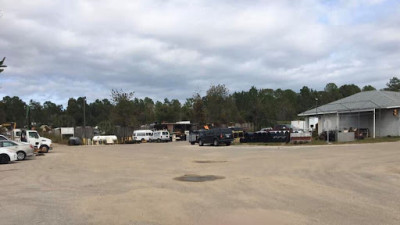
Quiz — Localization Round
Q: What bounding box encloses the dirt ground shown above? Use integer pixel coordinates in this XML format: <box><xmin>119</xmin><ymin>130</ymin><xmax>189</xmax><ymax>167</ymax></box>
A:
<box><xmin>1</xmin><ymin>141</ymin><xmax>400</xmax><ymax>225</ymax></box>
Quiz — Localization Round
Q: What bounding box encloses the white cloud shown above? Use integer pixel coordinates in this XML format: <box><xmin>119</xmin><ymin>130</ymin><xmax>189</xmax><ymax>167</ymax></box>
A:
<box><xmin>0</xmin><ymin>0</ymin><xmax>399</xmax><ymax>105</ymax></box>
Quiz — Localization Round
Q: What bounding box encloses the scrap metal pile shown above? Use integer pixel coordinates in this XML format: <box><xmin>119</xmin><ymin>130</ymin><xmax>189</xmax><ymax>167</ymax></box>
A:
<box><xmin>240</xmin><ymin>131</ymin><xmax>291</xmax><ymax>143</ymax></box>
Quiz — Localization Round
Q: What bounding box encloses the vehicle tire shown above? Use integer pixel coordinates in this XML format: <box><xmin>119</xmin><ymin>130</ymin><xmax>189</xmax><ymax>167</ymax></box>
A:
<box><xmin>199</xmin><ymin>140</ymin><xmax>204</xmax><ymax>146</ymax></box>
<box><xmin>190</xmin><ymin>142</ymin><xmax>195</xmax><ymax>145</ymax></box>
<box><xmin>226</xmin><ymin>142</ymin><xmax>231</xmax><ymax>146</ymax></box>
<box><xmin>213</xmin><ymin>139</ymin><xmax>219</xmax><ymax>146</ymax></box>
<box><xmin>157</xmin><ymin>139</ymin><xmax>161</xmax><ymax>143</ymax></box>
<box><xmin>17</xmin><ymin>151</ymin><xmax>26</xmax><ymax>160</ymax></box>
<box><xmin>0</xmin><ymin>154</ymin><xmax>10</xmax><ymax>164</ymax></box>
<box><xmin>41</xmin><ymin>146</ymin><xmax>49</xmax><ymax>153</ymax></box>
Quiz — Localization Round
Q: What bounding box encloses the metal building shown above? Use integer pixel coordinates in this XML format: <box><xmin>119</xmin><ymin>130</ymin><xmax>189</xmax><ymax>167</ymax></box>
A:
<box><xmin>298</xmin><ymin>91</ymin><xmax>400</xmax><ymax>138</ymax></box>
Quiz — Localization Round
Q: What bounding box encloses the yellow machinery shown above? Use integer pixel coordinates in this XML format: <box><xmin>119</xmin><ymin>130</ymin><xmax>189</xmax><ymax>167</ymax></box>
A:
<box><xmin>0</xmin><ymin>122</ymin><xmax>17</xmax><ymax>138</ymax></box>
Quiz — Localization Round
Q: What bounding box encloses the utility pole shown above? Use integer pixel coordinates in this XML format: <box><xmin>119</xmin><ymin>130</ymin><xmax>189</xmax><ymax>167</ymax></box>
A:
<box><xmin>83</xmin><ymin>97</ymin><xmax>86</xmax><ymax>144</ymax></box>
<box><xmin>315</xmin><ymin>97</ymin><xmax>318</xmax><ymax>133</ymax></box>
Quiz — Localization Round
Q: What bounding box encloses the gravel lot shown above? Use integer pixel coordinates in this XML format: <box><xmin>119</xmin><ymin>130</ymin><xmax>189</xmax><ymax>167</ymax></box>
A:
<box><xmin>1</xmin><ymin>141</ymin><xmax>400</xmax><ymax>225</ymax></box>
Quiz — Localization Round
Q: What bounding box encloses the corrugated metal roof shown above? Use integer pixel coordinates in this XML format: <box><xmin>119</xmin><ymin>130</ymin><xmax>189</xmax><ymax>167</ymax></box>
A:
<box><xmin>298</xmin><ymin>91</ymin><xmax>400</xmax><ymax>116</ymax></box>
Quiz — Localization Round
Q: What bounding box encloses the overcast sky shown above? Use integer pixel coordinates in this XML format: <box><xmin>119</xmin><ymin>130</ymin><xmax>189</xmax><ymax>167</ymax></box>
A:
<box><xmin>1</xmin><ymin>0</ymin><xmax>399</xmax><ymax>105</ymax></box>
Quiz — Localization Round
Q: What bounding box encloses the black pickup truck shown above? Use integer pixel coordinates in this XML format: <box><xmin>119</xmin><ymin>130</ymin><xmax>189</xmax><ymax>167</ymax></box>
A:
<box><xmin>197</xmin><ymin>128</ymin><xmax>233</xmax><ymax>146</ymax></box>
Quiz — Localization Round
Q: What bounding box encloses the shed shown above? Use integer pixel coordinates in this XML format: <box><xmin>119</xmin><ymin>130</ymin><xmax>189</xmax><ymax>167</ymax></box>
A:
<box><xmin>298</xmin><ymin>91</ymin><xmax>400</xmax><ymax>138</ymax></box>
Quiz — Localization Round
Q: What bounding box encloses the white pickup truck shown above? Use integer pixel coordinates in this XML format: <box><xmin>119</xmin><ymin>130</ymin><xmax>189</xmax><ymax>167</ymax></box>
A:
<box><xmin>19</xmin><ymin>130</ymin><xmax>53</xmax><ymax>153</ymax></box>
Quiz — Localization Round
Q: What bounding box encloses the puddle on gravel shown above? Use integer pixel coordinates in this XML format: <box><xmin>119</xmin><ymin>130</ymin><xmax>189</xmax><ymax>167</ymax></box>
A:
<box><xmin>174</xmin><ymin>174</ymin><xmax>225</xmax><ymax>182</ymax></box>
<box><xmin>194</xmin><ymin>160</ymin><xmax>227</xmax><ymax>163</ymax></box>
<box><xmin>0</xmin><ymin>169</ymin><xmax>18</xmax><ymax>172</ymax></box>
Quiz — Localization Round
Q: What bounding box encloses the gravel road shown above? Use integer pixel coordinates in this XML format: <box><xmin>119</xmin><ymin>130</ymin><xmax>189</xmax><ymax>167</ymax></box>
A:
<box><xmin>1</xmin><ymin>141</ymin><xmax>399</xmax><ymax>225</ymax></box>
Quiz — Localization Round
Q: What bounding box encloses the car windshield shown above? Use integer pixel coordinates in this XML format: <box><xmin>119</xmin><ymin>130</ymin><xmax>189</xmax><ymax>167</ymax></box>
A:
<box><xmin>1</xmin><ymin>141</ymin><xmax>17</xmax><ymax>147</ymax></box>
<box><xmin>29</xmin><ymin>132</ymin><xmax>39</xmax><ymax>139</ymax></box>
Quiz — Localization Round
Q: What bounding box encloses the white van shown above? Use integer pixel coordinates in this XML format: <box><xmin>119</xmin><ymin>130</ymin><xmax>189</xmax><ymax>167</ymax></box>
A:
<box><xmin>133</xmin><ymin>130</ymin><xmax>153</xmax><ymax>142</ymax></box>
<box><xmin>151</xmin><ymin>130</ymin><xmax>170</xmax><ymax>142</ymax></box>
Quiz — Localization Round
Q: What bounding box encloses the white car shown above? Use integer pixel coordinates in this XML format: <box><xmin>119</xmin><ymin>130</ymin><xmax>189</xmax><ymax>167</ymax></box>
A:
<box><xmin>0</xmin><ymin>148</ymin><xmax>18</xmax><ymax>164</ymax></box>
<box><xmin>151</xmin><ymin>130</ymin><xmax>170</xmax><ymax>142</ymax></box>
<box><xmin>0</xmin><ymin>135</ymin><xmax>8</xmax><ymax>141</ymax></box>
<box><xmin>0</xmin><ymin>140</ymin><xmax>35</xmax><ymax>160</ymax></box>
<box><xmin>133</xmin><ymin>130</ymin><xmax>153</xmax><ymax>142</ymax></box>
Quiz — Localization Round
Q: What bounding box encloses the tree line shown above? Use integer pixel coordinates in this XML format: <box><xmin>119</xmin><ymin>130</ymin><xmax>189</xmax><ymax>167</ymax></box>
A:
<box><xmin>0</xmin><ymin>77</ymin><xmax>399</xmax><ymax>132</ymax></box>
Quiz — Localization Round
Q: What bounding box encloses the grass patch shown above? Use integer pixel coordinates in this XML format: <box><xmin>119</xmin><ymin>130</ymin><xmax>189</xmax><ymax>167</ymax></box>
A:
<box><xmin>233</xmin><ymin>142</ymin><xmax>293</xmax><ymax>146</ymax></box>
<box><xmin>234</xmin><ymin>136</ymin><xmax>400</xmax><ymax>146</ymax></box>
<box><xmin>353</xmin><ymin>136</ymin><xmax>400</xmax><ymax>144</ymax></box>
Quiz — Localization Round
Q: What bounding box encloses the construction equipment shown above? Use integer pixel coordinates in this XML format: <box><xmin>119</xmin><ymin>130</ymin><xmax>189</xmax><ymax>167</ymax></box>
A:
<box><xmin>0</xmin><ymin>122</ymin><xmax>17</xmax><ymax>139</ymax></box>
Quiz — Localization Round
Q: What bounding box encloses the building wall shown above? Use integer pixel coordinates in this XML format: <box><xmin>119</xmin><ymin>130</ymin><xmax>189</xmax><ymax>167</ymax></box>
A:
<box><xmin>291</xmin><ymin>120</ymin><xmax>305</xmax><ymax>130</ymax></box>
<box><xmin>318</xmin><ymin>109</ymin><xmax>400</xmax><ymax>137</ymax></box>
<box><xmin>376</xmin><ymin>109</ymin><xmax>400</xmax><ymax>137</ymax></box>
<box><xmin>318</xmin><ymin>114</ymin><xmax>339</xmax><ymax>133</ymax></box>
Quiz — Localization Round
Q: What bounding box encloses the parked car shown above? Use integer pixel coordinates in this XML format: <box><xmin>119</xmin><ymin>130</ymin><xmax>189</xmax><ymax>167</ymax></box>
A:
<box><xmin>0</xmin><ymin>148</ymin><xmax>18</xmax><ymax>164</ymax></box>
<box><xmin>68</xmin><ymin>137</ymin><xmax>82</xmax><ymax>145</ymax></box>
<box><xmin>151</xmin><ymin>130</ymin><xmax>170</xmax><ymax>142</ymax></box>
<box><xmin>0</xmin><ymin>135</ymin><xmax>8</xmax><ymax>140</ymax></box>
<box><xmin>198</xmin><ymin>128</ymin><xmax>233</xmax><ymax>146</ymax></box>
<box><xmin>260</xmin><ymin>127</ymin><xmax>273</xmax><ymax>131</ymax></box>
<box><xmin>133</xmin><ymin>130</ymin><xmax>153</xmax><ymax>142</ymax></box>
<box><xmin>0</xmin><ymin>140</ymin><xmax>35</xmax><ymax>160</ymax></box>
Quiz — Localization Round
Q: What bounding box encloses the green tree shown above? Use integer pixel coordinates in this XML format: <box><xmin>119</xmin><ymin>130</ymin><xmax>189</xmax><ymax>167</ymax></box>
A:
<box><xmin>191</xmin><ymin>94</ymin><xmax>206</xmax><ymax>125</ymax></box>
<box><xmin>97</xmin><ymin>120</ymin><xmax>115</xmax><ymax>135</ymax></box>
<box><xmin>0</xmin><ymin>57</ymin><xmax>6</xmax><ymax>73</ymax></box>
<box><xmin>181</xmin><ymin>98</ymin><xmax>193</xmax><ymax>121</ymax></box>
<box><xmin>111</xmin><ymin>89</ymin><xmax>136</xmax><ymax>127</ymax></box>
<box><xmin>274</xmin><ymin>89</ymin><xmax>298</xmax><ymax>122</ymax></box>
<box><xmin>66</xmin><ymin>97</ymin><xmax>87</xmax><ymax>126</ymax></box>
<box><xmin>339</xmin><ymin>84</ymin><xmax>361</xmax><ymax>98</ymax></box>
<box><xmin>204</xmin><ymin>84</ymin><xmax>231</xmax><ymax>126</ymax></box>
<box><xmin>154</xmin><ymin>98</ymin><xmax>178</xmax><ymax>123</ymax></box>
<box><xmin>384</xmin><ymin>77</ymin><xmax>400</xmax><ymax>92</ymax></box>
<box><xmin>297</xmin><ymin>86</ymin><xmax>318</xmax><ymax>114</ymax></box>
<box><xmin>41</xmin><ymin>101</ymin><xmax>63</xmax><ymax>127</ymax></box>
<box><xmin>1</xmin><ymin>96</ymin><xmax>27</xmax><ymax>126</ymax></box>
<box><xmin>169</xmin><ymin>99</ymin><xmax>182</xmax><ymax>122</ymax></box>
<box><xmin>143</xmin><ymin>97</ymin><xmax>155</xmax><ymax>124</ymax></box>
<box><xmin>233</xmin><ymin>87</ymin><xmax>272</xmax><ymax>130</ymax></box>
<box><xmin>29</xmin><ymin>100</ymin><xmax>44</xmax><ymax>126</ymax></box>
<box><xmin>88</xmin><ymin>99</ymin><xmax>113</xmax><ymax>126</ymax></box>
<box><xmin>362</xmin><ymin>85</ymin><xmax>376</xmax><ymax>91</ymax></box>
<box><xmin>321</xmin><ymin>83</ymin><xmax>341</xmax><ymax>104</ymax></box>
<box><xmin>0</xmin><ymin>101</ymin><xmax>5</xmax><ymax>123</ymax></box>
<box><xmin>53</xmin><ymin>114</ymin><xmax>75</xmax><ymax>127</ymax></box>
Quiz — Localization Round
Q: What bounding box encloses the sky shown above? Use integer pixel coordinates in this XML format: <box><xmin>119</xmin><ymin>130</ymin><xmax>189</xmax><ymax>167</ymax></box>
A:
<box><xmin>0</xmin><ymin>0</ymin><xmax>399</xmax><ymax>105</ymax></box>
